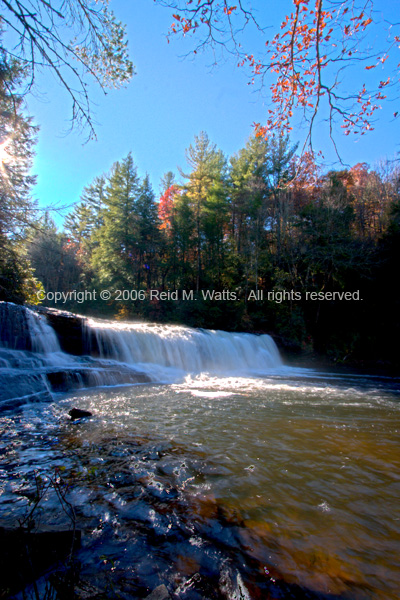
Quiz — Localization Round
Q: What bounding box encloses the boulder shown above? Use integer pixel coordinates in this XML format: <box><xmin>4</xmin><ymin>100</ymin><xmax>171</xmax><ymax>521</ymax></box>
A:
<box><xmin>144</xmin><ymin>584</ymin><xmax>171</xmax><ymax>600</ymax></box>
<box><xmin>69</xmin><ymin>408</ymin><xmax>93</xmax><ymax>420</ymax></box>
<box><xmin>34</xmin><ymin>306</ymin><xmax>89</xmax><ymax>355</ymax></box>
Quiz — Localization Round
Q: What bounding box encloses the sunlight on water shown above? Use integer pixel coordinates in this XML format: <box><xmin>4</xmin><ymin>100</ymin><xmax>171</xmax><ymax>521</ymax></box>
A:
<box><xmin>87</xmin><ymin>318</ymin><xmax>282</xmax><ymax>374</ymax></box>
<box><xmin>1</xmin><ymin>307</ymin><xmax>400</xmax><ymax>598</ymax></box>
<box><xmin>1</xmin><ymin>368</ymin><xmax>399</xmax><ymax>599</ymax></box>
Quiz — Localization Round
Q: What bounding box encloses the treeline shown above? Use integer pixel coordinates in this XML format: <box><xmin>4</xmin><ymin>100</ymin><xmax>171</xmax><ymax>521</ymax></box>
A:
<box><xmin>16</xmin><ymin>133</ymin><xmax>400</xmax><ymax>366</ymax></box>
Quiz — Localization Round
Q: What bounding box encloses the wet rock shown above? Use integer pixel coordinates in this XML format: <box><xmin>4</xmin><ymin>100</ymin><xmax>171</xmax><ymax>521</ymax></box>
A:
<box><xmin>144</xmin><ymin>584</ymin><xmax>171</xmax><ymax>600</ymax></box>
<box><xmin>34</xmin><ymin>305</ymin><xmax>88</xmax><ymax>355</ymax></box>
<box><xmin>69</xmin><ymin>408</ymin><xmax>93</xmax><ymax>420</ymax></box>
<box><xmin>0</xmin><ymin>372</ymin><xmax>53</xmax><ymax>409</ymax></box>
<box><xmin>147</xmin><ymin>482</ymin><xmax>179</xmax><ymax>501</ymax></box>
<box><xmin>0</xmin><ymin>302</ymin><xmax>32</xmax><ymax>350</ymax></box>
<box><xmin>71</xmin><ymin>580</ymin><xmax>104</xmax><ymax>600</ymax></box>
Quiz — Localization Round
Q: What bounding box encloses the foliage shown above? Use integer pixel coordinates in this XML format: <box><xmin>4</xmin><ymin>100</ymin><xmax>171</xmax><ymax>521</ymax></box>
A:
<box><xmin>180</xmin><ymin>131</ymin><xmax>228</xmax><ymax>290</ymax></box>
<box><xmin>159</xmin><ymin>0</ymin><xmax>400</xmax><ymax>156</ymax></box>
<box><xmin>28</xmin><ymin>133</ymin><xmax>400</xmax><ymax>366</ymax></box>
<box><xmin>0</xmin><ymin>237</ymin><xmax>42</xmax><ymax>302</ymax></box>
<box><xmin>0</xmin><ymin>0</ymin><xmax>134</xmax><ymax>139</ymax></box>
<box><xmin>27</xmin><ymin>214</ymin><xmax>82</xmax><ymax>296</ymax></box>
<box><xmin>91</xmin><ymin>153</ymin><xmax>140</xmax><ymax>290</ymax></box>
<box><xmin>0</xmin><ymin>47</ymin><xmax>42</xmax><ymax>302</ymax></box>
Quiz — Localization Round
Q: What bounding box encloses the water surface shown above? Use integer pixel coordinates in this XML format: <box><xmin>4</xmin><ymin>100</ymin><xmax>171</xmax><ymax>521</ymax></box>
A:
<box><xmin>1</xmin><ymin>366</ymin><xmax>399</xmax><ymax>599</ymax></box>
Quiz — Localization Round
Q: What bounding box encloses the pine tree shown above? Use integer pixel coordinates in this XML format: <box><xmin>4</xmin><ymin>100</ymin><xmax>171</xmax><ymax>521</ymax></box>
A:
<box><xmin>159</xmin><ymin>171</ymin><xmax>176</xmax><ymax>195</ymax></box>
<box><xmin>91</xmin><ymin>153</ymin><xmax>140</xmax><ymax>289</ymax></box>
<box><xmin>64</xmin><ymin>174</ymin><xmax>106</xmax><ymax>280</ymax></box>
<box><xmin>135</xmin><ymin>175</ymin><xmax>160</xmax><ymax>287</ymax></box>
<box><xmin>0</xmin><ymin>47</ymin><xmax>40</xmax><ymax>302</ymax></box>
<box><xmin>229</xmin><ymin>135</ymin><xmax>270</xmax><ymax>293</ymax></box>
<box><xmin>181</xmin><ymin>132</ymin><xmax>227</xmax><ymax>290</ymax></box>
<box><xmin>171</xmin><ymin>193</ymin><xmax>195</xmax><ymax>288</ymax></box>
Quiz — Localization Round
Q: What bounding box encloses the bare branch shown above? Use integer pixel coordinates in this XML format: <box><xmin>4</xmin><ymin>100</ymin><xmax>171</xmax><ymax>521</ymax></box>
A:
<box><xmin>159</xmin><ymin>0</ymin><xmax>400</xmax><ymax>159</ymax></box>
<box><xmin>0</xmin><ymin>0</ymin><xmax>134</xmax><ymax>138</ymax></box>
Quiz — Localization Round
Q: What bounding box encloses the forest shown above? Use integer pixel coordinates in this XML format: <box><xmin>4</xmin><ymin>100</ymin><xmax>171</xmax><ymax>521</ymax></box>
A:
<box><xmin>1</xmin><ymin>0</ymin><xmax>399</xmax><ymax>370</ymax></box>
<box><xmin>2</xmin><ymin>127</ymin><xmax>399</xmax><ymax>369</ymax></box>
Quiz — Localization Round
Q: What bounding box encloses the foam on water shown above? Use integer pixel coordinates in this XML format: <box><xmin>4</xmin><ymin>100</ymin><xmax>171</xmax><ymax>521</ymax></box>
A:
<box><xmin>87</xmin><ymin>318</ymin><xmax>282</xmax><ymax>375</ymax></box>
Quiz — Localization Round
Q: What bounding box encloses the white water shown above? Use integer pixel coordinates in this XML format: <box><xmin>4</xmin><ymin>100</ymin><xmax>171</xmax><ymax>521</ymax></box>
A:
<box><xmin>88</xmin><ymin>319</ymin><xmax>282</xmax><ymax>376</ymax></box>
<box><xmin>25</xmin><ymin>308</ymin><xmax>62</xmax><ymax>354</ymax></box>
<box><xmin>1</xmin><ymin>304</ymin><xmax>400</xmax><ymax>599</ymax></box>
<box><xmin>0</xmin><ymin>304</ymin><xmax>75</xmax><ymax>374</ymax></box>
<box><xmin>0</xmin><ymin>305</ymin><xmax>283</xmax><ymax>406</ymax></box>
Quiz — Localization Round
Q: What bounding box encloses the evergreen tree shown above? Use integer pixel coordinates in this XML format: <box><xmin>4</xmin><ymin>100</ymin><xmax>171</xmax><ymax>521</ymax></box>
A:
<box><xmin>135</xmin><ymin>175</ymin><xmax>160</xmax><ymax>287</ymax></box>
<box><xmin>171</xmin><ymin>193</ymin><xmax>195</xmax><ymax>288</ymax></box>
<box><xmin>27</xmin><ymin>214</ymin><xmax>82</xmax><ymax>295</ymax></box>
<box><xmin>159</xmin><ymin>171</ymin><xmax>176</xmax><ymax>195</ymax></box>
<box><xmin>229</xmin><ymin>135</ymin><xmax>270</xmax><ymax>293</ymax></box>
<box><xmin>91</xmin><ymin>153</ymin><xmax>140</xmax><ymax>289</ymax></box>
<box><xmin>0</xmin><ymin>46</ymin><xmax>40</xmax><ymax>302</ymax></box>
<box><xmin>263</xmin><ymin>134</ymin><xmax>298</xmax><ymax>262</ymax></box>
<box><xmin>181</xmin><ymin>132</ymin><xmax>227</xmax><ymax>290</ymax></box>
<box><xmin>64</xmin><ymin>174</ymin><xmax>106</xmax><ymax>280</ymax></box>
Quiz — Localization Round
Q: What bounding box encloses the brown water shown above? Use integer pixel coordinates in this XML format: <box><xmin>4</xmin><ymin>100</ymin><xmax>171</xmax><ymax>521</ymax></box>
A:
<box><xmin>1</xmin><ymin>367</ymin><xmax>399</xmax><ymax>599</ymax></box>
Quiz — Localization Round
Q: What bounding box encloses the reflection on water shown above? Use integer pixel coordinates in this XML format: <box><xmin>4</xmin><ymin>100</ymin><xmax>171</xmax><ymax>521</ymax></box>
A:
<box><xmin>1</xmin><ymin>367</ymin><xmax>399</xmax><ymax>599</ymax></box>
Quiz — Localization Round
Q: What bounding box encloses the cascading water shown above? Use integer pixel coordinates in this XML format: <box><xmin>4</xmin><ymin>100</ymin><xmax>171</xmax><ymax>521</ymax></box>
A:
<box><xmin>0</xmin><ymin>302</ymin><xmax>63</xmax><ymax>354</ymax></box>
<box><xmin>88</xmin><ymin>319</ymin><xmax>282</xmax><ymax>374</ymax></box>
<box><xmin>2</xmin><ymin>302</ymin><xmax>399</xmax><ymax>600</ymax></box>
<box><xmin>25</xmin><ymin>308</ymin><xmax>62</xmax><ymax>354</ymax></box>
<box><xmin>0</xmin><ymin>302</ymin><xmax>283</xmax><ymax>408</ymax></box>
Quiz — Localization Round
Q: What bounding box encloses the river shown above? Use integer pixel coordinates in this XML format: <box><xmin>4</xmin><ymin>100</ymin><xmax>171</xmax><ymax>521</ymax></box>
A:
<box><xmin>0</xmin><ymin>307</ymin><xmax>399</xmax><ymax>599</ymax></box>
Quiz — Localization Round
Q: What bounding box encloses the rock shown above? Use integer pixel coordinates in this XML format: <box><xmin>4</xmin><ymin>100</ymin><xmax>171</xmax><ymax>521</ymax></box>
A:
<box><xmin>144</xmin><ymin>584</ymin><xmax>171</xmax><ymax>600</ymax></box>
<box><xmin>0</xmin><ymin>372</ymin><xmax>53</xmax><ymax>408</ymax></box>
<box><xmin>0</xmin><ymin>301</ymin><xmax>32</xmax><ymax>350</ymax></box>
<box><xmin>69</xmin><ymin>408</ymin><xmax>93</xmax><ymax>420</ymax></box>
<box><xmin>68</xmin><ymin>579</ymin><xmax>103</xmax><ymax>600</ymax></box>
<box><xmin>34</xmin><ymin>306</ymin><xmax>89</xmax><ymax>355</ymax></box>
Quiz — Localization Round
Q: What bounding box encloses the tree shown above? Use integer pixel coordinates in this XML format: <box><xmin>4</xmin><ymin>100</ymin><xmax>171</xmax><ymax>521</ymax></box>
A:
<box><xmin>228</xmin><ymin>134</ymin><xmax>297</xmax><ymax>292</ymax></box>
<box><xmin>27</xmin><ymin>213</ymin><xmax>82</xmax><ymax>295</ymax></box>
<box><xmin>170</xmin><ymin>192</ymin><xmax>195</xmax><ymax>288</ymax></box>
<box><xmin>0</xmin><ymin>47</ymin><xmax>40</xmax><ymax>301</ymax></box>
<box><xmin>0</xmin><ymin>51</ymin><xmax>38</xmax><ymax>230</ymax></box>
<box><xmin>91</xmin><ymin>153</ymin><xmax>140</xmax><ymax>289</ymax></box>
<box><xmin>158</xmin><ymin>184</ymin><xmax>179</xmax><ymax>232</ymax></box>
<box><xmin>160</xmin><ymin>0</ymin><xmax>400</xmax><ymax>156</ymax></box>
<box><xmin>229</xmin><ymin>135</ymin><xmax>269</xmax><ymax>292</ymax></box>
<box><xmin>0</xmin><ymin>0</ymin><xmax>133</xmax><ymax>138</ymax></box>
<box><xmin>135</xmin><ymin>175</ymin><xmax>160</xmax><ymax>288</ymax></box>
<box><xmin>263</xmin><ymin>134</ymin><xmax>298</xmax><ymax>261</ymax></box>
<box><xmin>181</xmin><ymin>131</ymin><xmax>227</xmax><ymax>290</ymax></box>
<box><xmin>159</xmin><ymin>171</ymin><xmax>176</xmax><ymax>195</ymax></box>
<box><xmin>64</xmin><ymin>175</ymin><xmax>106</xmax><ymax>280</ymax></box>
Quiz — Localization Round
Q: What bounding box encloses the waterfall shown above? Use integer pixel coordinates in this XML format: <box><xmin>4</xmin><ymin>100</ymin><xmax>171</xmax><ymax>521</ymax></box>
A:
<box><xmin>25</xmin><ymin>308</ymin><xmax>62</xmax><ymax>354</ymax></box>
<box><xmin>1</xmin><ymin>302</ymin><xmax>283</xmax><ymax>408</ymax></box>
<box><xmin>0</xmin><ymin>302</ymin><xmax>61</xmax><ymax>354</ymax></box>
<box><xmin>0</xmin><ymin>303</ymin><xmax>282</xmax><ymax>375</ymax></box>
<box><xmin>87</xmin><ymin>319</ymin><xmax>282</xmax><ymax>374</ymax></box>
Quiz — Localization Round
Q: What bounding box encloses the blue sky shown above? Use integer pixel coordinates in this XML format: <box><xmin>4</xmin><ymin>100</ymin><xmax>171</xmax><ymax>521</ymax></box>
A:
<box><xmin>25</xmin><ymin>0</ymin><xmax>400</xmax><ymax>227</ymax></box>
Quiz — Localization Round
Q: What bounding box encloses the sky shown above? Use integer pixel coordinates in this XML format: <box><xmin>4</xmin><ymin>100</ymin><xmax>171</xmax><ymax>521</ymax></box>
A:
<box><xmin>22</xmin><ymin>0</ymin><xmax>400</xmax><ymax>228</ymax></box>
